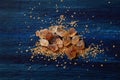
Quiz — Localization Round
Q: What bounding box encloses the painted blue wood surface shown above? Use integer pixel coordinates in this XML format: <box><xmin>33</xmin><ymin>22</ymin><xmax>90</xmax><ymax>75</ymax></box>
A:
<box><xmin>0</xmin><ymin>0</ymin><xmax>120</xmax><ymax>79</ymax></box>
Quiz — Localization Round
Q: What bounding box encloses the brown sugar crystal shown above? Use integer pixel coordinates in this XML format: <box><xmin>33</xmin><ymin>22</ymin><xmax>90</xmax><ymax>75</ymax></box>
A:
<box><xmin>65</xmin><ymin>46</ymin><xmax>77</xmax><ymax>60</ymax></box>
<box><xmin>71</xmin><ymin>35</ymin><xmax>80</xmax><ymax>45</ymax></box>
<box><xmin>63</xmin><ymin>36</ymin><xmax>71</xmax><ymax>47</ymax></box>
<box><xmin>35</xmin><ymin>30</ymin><xmax>40</xmax><ymax>37</ymax></box>
<box><xmin>40</xmin><ymin>39</ymin><xmax>49</xmax><ymax>47</ymax></box>
<box><xmin>56</xmin><ymin>28</ymin><xmax>68</xmax><ymax>37</ymax></box>
<box><xmin>69</xmin><ymin>28</ymin><xmax>77</xmax><ymax>37</ymax></box>
<box><xmin>55</xmin><ymin>38</ymin><xmax>63</xmax><ymax>48</ymax></box>
<box><xmin>47</xmin><ymin>44</ymin><xmax>58</xmax><ymax>52</ymax></box>
<box><xmin>49</xmin><ymin>26</ymin><xmax>58</xmax><ymax>33</ymax></box>
<box><xmin>60</xmin><ymin>15</ymin><xmax>65</xmax><ymax>20</ymax></box>
<box><xmin>36</xmin><ymin>28</ymin><xmax>54</xmax><ymax>41</ymax></box>
<box><xmin>39</xmin><ymin>29</ymin><xmax>49</xmax><ymax>39</ymax></box>
<box><xmin>76</xmin><ymin>40</ymin><xmax>85</xmax><ymax>50</ymax></box>
<box><xmin>45</xmin><ymin>31</ymin><xmax>54</xmax><ymax>41</ymax></box>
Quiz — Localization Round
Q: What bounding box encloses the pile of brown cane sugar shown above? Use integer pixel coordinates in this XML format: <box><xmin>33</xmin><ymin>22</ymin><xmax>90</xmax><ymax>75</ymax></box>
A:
<box><xmin>32</xmin><ymin>25</ymin><xmax>91</xmax><ymax>60</ymax></box>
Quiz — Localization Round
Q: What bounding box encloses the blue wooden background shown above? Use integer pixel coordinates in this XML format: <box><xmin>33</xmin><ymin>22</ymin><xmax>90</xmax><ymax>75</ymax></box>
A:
<box><xmin>0</xmin><ymin>0</ymin><xmax>120</xmax><ymax>80</ymax></box>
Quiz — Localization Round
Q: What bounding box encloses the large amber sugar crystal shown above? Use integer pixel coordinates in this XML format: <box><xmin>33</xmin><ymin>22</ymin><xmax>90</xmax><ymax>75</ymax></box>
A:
<box><xmin>63</xmin><ymin>36</ymin><xmax>71</xmax><ymax>47</ymax></box>
<box><xmin>40</xmin><ymin>39</ymin><xmax>49</xmax><ymax>47</ymax></box>
<box><xmin>71</xmin><ymin>35</ymin><xmax>80</xmax><ymax>45</ymax></box>
<box><xmin>76</xmin><ymin>40</ymin><xmax>85</xmax><ymax>50</ymax></box>
<box><xmin>69</xmin><ymin>28</ymin><xmax>77</xmax><ymax>37</ymax></box>
<box><xmin>45</xmin><ymin>31</ymin><xmax>54</xmax><ymax>41</ymax></box>
<box><xmin>65</xmin><ymin>46</ymin><xmax>77</xmax><ymax>60</ymax></box>
<box><xmin>55</xmin><ymin>38</ymin><xmax>63</xmax><ymax>48</ymax></box>
<box><xmin>48</xmin><ymin>44</ymin><xmax>58</xmax><ymax>52</ymax></box>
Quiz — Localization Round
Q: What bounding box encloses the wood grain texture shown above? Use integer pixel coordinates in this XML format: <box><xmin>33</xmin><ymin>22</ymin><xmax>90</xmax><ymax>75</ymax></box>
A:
<box><xmin>0</xmin><ymin>0</ymin><xmax>120</xmax><ymax>79</ymax></box>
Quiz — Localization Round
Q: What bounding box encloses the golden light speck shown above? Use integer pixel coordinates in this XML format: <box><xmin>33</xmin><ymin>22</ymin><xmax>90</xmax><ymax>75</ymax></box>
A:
<box><xmin>37</xmin><ymin>56</ymin><xmax>39</xmax><ymax>59</ymax></box>
<box><xmin>73</xmin><ymin>12</ymin><xmax>76</xmax><ymax>14</ymax></box>
<box><xmin>31</xmin><ymin>56</ymin><xmax>34</xmax><ymax>59</ymax></box>
<box><xmin>16</xmin><ymin>51</ymin><xmax>18</xmax><ymax>53</ymax></box>
<box><xmin>48</xmin><ymin>1</ymin><xmax>51</xmax><ymax>4</ymax></box>
<box><xmin>38</xmin><ymin>2</ymin><xmax>41</xmax><ymax>5</ymax></box>
<box><xmin>69</xmin><ymin>62</ymin><xmax>72</xmax><ymax>64</ymax></box>
<box><xmin>101</xmin><ymin>43</ymin><xmax>104</xmax><ymax>46</ymax></box>
<box><xmin>100</xmin><ymin>40</ymin><xmax>103</xmax><ymax>43</ymax></box>
<box><xmin>92</xmin><ymin>65</ymin><xmax>94</xmax><ymax>67</ymax></box>
<box><xmin>113</xmin><ymin>45</ymin><xmax>115</xmax><ymax>48</ymax></box>
<box><xmin>63</xmin><ymin>66</ymin><xmax>66</xmax><ymax>69</ymax></box>
<box><xmin>56</xmin><ymin>64</ymin><xmax>59</xmax><ymax>67</ymax></box>
<box><xmin>110</xmin><ymin>21</ymin><xmax>112</xmax><ymax>24</ymax></box>
<box><xmin>100</xmin><ymin>64</ymin><xmax>103</xmax><ymax>67</ymax></box>
<box><xmin>20</xmin><ymin>51</ymin><xmax>23</xmax><ymax>53</ymax></box>
<box><xmin>108</xmin><ymin>1</ymin><xmax>111</xmax><ymax>4</ymax></box>
<box><xmin>67</xmin><ymin>9</ymin><xmax>70</xmax><ymax>11</ymax></box>
<box><xmin>74</xmin><ymin>62</ymin><xmax>77</xmax><ymax>65</ymax></box>
<box><xmin>64</xmin><ymin>62</ymin><xmax>67</xmax><ymax>64</ymax></box>
<box><xmin>29</xmin><ymin>59</ymin><xmax>32</xmax><ymax>61</ymax></box>
<box><xmin>31</xmin><ymin>60</ymin><xmax>34</xmax><ymax>62</ymax></box>
<box><xmin>19</xmin><ymin>43</ymin><xmax>21</xmax><ymax>46</ymax></box>
<box><xmin>55</xmin><ymin>4</ymin><xmax>58</xmax><ymax>7</ymax></box>
<box><xmin>24</xmin><ymin>14</ymin><xmax>26</xmax><ymax>16</ymax></box>
<box><xmin>55</xmin><ymin>60</ymin><xmax>57</xmax><ymax>62</ymax></box>
<box><xmin>115</xmin><ymin>54</ymin><xmax>117</xmax><ymax>57</ymax></box>
<box><xmin>43</xmin><ymin>58</ymin><xmax>46</xmax><ymax>60</ymax></box>
<box><xmin>92</xmin><ymin>37</ymin><xmax>95</xmax><ymax>39</ymax></box>
<box><xmin>104</xmin><ymin>59</ymin><xmax>107</xmax><ymax>62</ymax></box>
<box><xmin>41</xmin><ymin>20</ymin><xmax>44</xmax><ymax>22</ymax></box>
<box><xmin>83</xmin><ymin>12</ymin><xmax>85</xmax><ymax>14</ymax></box>
<box><xmin>30</xmin><ymin>15</ymin><xmax>32</xmax><ymax>18</ymax></box>
<box><xmin>33</xmin><ymin>17</ymin><xmax>36</xmax><ymax>19</ymax></box>
<box><xmin>29</xmin><ymin>11</ymin><xmax>32</xmax><ymax>14</ymax></box>
<box><xmin>86</xmin><ymin>61</ymin><xmax>89</xmax><ymax>63</ymax></box>
<box><xmin>86</xmin><ymin>69</ymin><xmax>89</xmax><ymax>71</ymax></box>
<box><xmin>44</xmin><ymin>64</ymin><xmax>47</xmax><ymax>66</ymax></box>
<box><xmin>57</xmin><ymin>61</ymin><xmax>60</xmax><ymax>64</ymax></box>
<box><xmin>37</xmin><ymin>17</ymin><xmax>40</xmax><ymax>20</ymax></box>
<box><xmin>28</xmin><ymin>66</ymin><xmax>31</xmax><ymax>70</ymax></box>
<box><xmin>24</xmin><ymin>21</ymin><xmax>27</xmax><ymax>24</ymax></box>
<box><xmin>45</xmin><ymin>14</ymin><xmax>47</xmax><ymax>17</ymax></box>
<box><xmin>87</xmin><ymin>18</ymin><xmax>90</xmax><ymax>21</ymax></box>
<box><xmin>71</xmin><ymin>15</ymin><xmax>74</xmax><ymax>18</ymax></box>
<box><xmin>56</xmin><ymin>10</ymin><xmax>59</xmax><ymax>12</ymax></box>
<box><xmin>31</xmin><ymin>8</ymin><xmax>34</xmax><ymax>11</ymax></box>
<box><xmin>85</xmin><ymin>25</ymin><xmax>88</xmax><ymax>28</ymax></box>
<box><xmin>61</xmin><ymin>0</ymin><xmax>64</xmax><ymax>2</ymax></box>
<box><xmin>26</xmin><ymin>49</ymin><xmax>29</xmax><ymax>52</ymax></box>
<box><xmin>60</xmin><ymin>64</ymin><xmax>63</xmax><ymax>66</ymax></box>
<box><xmin>92</xmin><ymin>16</ymin><xmax>95</xmax><ymax>18</ymax></box>
<box><xmin>28</xmin><ymin>46</ymin><xmax>31</xmax><ymax>49</ymax></box>
<box><xmin>27</xmin><ymin>26</ymin><xmax>30</xmax><ymax>28</ymax></box>
<box><xmin>30</xmin><ymin>38</ymin><xmax>33</xmax><ymax>41</ymax></box>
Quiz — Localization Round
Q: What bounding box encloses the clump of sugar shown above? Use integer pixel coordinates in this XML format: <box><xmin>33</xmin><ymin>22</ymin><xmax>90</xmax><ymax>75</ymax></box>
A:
<box><xmin>31</xmin><ymin>15</ymin><xmax>103</xmax><ymax>60</ymax></box>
